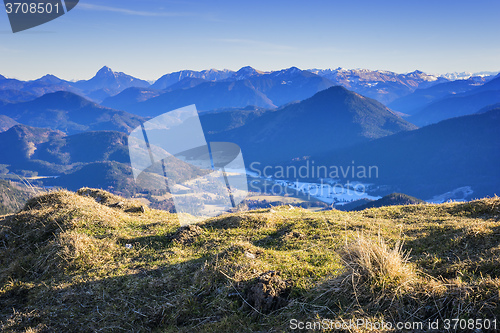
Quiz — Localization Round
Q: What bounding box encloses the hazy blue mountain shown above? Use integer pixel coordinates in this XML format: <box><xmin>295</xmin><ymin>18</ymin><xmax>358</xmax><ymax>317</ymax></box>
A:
<box><xmin>0</xmin><ymin>125</ymin><xmax>135</xmax><ymax>193</ymax></box>
<box><xmin>309</xmin><ymin>68</ymin><xmax>448</xmax><ymax>104</ymax></box>
<box><xmin>123</xmin><ymin>79</ymin><xmax>276</xmax><ymax>116</ymax></box>
<box><xmin>34</xmin><ymin>74</ymin><xmax>69</xmax><ymax>85</ymax></box>
<box><xmin>313</xmin><ymin>109</ymin><xmax>500</xmax><ymax>199</ymax></box>
<box><xmin>388</xmin><ymin>77</ymin><xmax>487</xmax><ymax>114</ymax></box>
<box><xmin>208</xmin><ymin>86</ymin><xmax>417</xmax><ymax>164</ymax></box>
<box><xmin>478</xmin><ymin>103</ymin><xmax>500</xmax><ymax>113</ymax></box>
<box><xmin>0</xmin><ymin>127</ymin><xmax>206</xmax><ymax>204</ymax></box>
<box><xmin>46</xmin><ymin>161</ymin><xmax>140</xmax><ymax>195</ymax></box>
<box><xmin>199</xmin><ymin>106</ymin><xmax>270</xmax><ymax>134</ymax></box>
<box><xmin>0</xmin><ymin>115</ymin><xmax>18</xmax><ymax>132</ymax></box>
<box><xmin>101</xmin><ymin>87</ymin><xmax>163</xmax><ymax>110</ymax></box>
<box><xmin>164</xmin><ymin>77</ymin><xmax>208</xmax><ymax>92</ymax></box>
<box><xmin>476</xmin><ymin>73</ymin><xmax>500</xmax><ymax>91</ymax></box>
<box><xmin>0</xmin><ymin>67</ymin><xmax>462</xmax><ymax>110</ymax></box>
<box><xmin>0</xmin><ymin>123</ymin><xmax>207</xmax><ymax>195</ymax></box>
<box><xmin>245</xmin><ymin>67</ymin><xmax>335</xmax><ymax>106</ymax></box>
<box><xmin>0</xmin><ymin>89</ymin><xmax>37</xmax><ymax>103</ymax></box>
<box><xmin>0</xmin><ymin>77</ymin><xmax>79</xmax><ymax>97</ymax></box>
<box><xmin>409</xmin><ymin>75</ymin><xmax>500</xmax><ymax>126</ymax></box>
<box><xmin>0</xmin><ymin>91</ymin><xmax>145</xmax><ymax>134</ymax></box>
<box><xmin>72</xmin><ymin>66</ymin><xmax>150</xmax><ymax>91</ymax></box>
<box><xmin>33</xmin><ymin>130</ymin><xmax>132</xmax><ymax>165</ymax></box>
<box><xmin>0</xmin><ymin>73</ymin><xmax>81</xmax><ymax>97</ymax></box>
<box><xmin>110</xmin><ymin>67</ymin><xmax>334</xmax><ymax>114</ymax></box>
<box><xmin>85</xmin><ymin>89</ymin><xmax>117</xmax><ymax>103</ymax></box>
<box><xmin>0</xmin><ymin>68</ymin><xmax>151</xmax><ymax>103</ymax></box>
<box><xmin>0</xmin><ymin>125</ymin><xmax>65</xmax><ymax>166</ymax></box>
<box><xmin>231</xmin><ymin>66</ymin><xmax>267</xmax><ymax>80</ymax></box>
<box><xmin>440</xmin><ymin>71</ymin><xmax>499</xmax><ymax>80</ymax></box>
<box><xmin>103</xmin><ymin>79</ymin><xmax>209</xmax><ymax>111</ymax></box>
<box><xmin>0</xmin><ymin>125</ymin><xmax>133</xmax><ymax>176</ymax></box>
<box><xmin>71</xmin><ymin>66</ymin><xmax>150</xmax><ymax>101</ymax></box>
<box><xmin>410</xmin><ymin>90</ymin><xmax>500</xmax><ymax>126</ymax></box>
<box><xmin>151</xmin><ymin>69</ymin><xmax>234</xmax><ymax>90</ymax></box>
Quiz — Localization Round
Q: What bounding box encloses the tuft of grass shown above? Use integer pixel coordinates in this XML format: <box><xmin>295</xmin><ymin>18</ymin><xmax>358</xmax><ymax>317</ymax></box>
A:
<box><xmin>338</xmin><ymin>233</ymin><xmax>417</xmax><ymax>295</ymax></box>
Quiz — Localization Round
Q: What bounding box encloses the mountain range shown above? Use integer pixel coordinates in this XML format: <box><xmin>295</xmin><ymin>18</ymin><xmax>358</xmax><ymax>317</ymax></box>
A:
<box><xmin>0</xmin><ymin>91</ymin><xmax>144</xmax><ymax>134</ymax></box>
<box><xmin>114</xmin><ymin>79</ymin><xmax>277</xmax><ymax>116</ymax></box>
<box><xmin>308</xmin><ymin>68</ymin><xmax>448</xmax><ymax>104</ymax></box>
<box><xmin>0</xmin><ymin>123</ymin><xmax>208</xmax><ymax>199</ymax></box>
<box><xmin>151</xmin><ymin>68</ymin><xmax>235</xmax><ymax>90</ymax></box>
<box><xmin>408</xmin><ymin>75</ymin><xmax>500</xmax><ymax>126</ymax></box>
<box><xmin>0</xmin><ymin>115</ymin><xmax>18</xmax><ymax>132</ymax></box>
<box><xmin>0</xmin><ymin>89</ymin><xmax>37</xmax><ymax>103</ymax></box>
<box><xmin>3</xmin><ymin>65</ymin><xmax>485</xmax><ymax>110</ymax></box>
<box><xmin>205</xmin><ymin>86</ymin><xmax>417</xmax><ymax>163</ymax></box>
<box><xmin>388</xmin><ymin>77</ymin><xmax>489</xmax><ymax>114</ymax></box>
<box><xmin>0</xmin><ymin>75</ymin><xmax>79</xmax><ymax>100</ymax></box>
<box><xmin>103</xmin><ymin>67</ymin><xmax>335</xmax><ymax>115</ymax></box>
<box><xmin>0</xmin><ymin>66</ymin><xmax>498</xmax><ymax>207</ymax></box>
<box><xmin>0</xmin><ymin>125</ymin><xmax>132</xmax><ymax>171</ymax></box>
<box><xmin>310</xmin><ymin>108</ymin><xmax>500</xmax><ymax>199</ymax></box>
<box><xmin>0</xmin><ymin>66</ymin><xmax>151</xmax><ymax>103</ymax></box>
<box><xmin>70</xmin><ymin>66</ymin><xmax>150</xmax><ymax>101</ymax></box>
<box><xmin>0</xmin><ymin>124</ymin><xmax>66</xmax><ymax>175</ymax></box>
<box><xmin>0</xmin><ymin>85</ymin><xmax>418</xmax><ymax>199</ymax></box>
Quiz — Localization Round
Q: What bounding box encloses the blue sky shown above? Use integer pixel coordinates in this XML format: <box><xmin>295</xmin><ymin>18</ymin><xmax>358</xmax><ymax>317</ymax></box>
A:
<box><xmin>1</xmin><ymin>0</ymin><xmax>499</xmax><ymax>81</ymax></box>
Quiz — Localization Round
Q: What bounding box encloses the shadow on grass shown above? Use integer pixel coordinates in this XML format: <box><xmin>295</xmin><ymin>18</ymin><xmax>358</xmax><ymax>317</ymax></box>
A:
<box><xmin>0</xmin><ymin>254</ymin><xmax>237</xmax><ymax>332</ymax></box>
<box><xmin>404</xmin><ymin>224</ymin><xmax>500</xmax><ymax>279</ymax></box>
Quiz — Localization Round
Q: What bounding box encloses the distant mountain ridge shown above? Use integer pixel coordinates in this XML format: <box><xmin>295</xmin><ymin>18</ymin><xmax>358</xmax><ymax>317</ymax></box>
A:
<box><xmin>3</xmin><ymin>66</ymin><xmax>498</xmax><ymax>110</ymax></box>
<box><xmin>71</xmin><ymin>66</ymin><xmax>150</xmax><ymax>98</ymax></box>
<box><xmin>312</xmin><ymin>108</ymin><xmax>500</xmax><ymax>199</ymax></box>
<box><xmin>206</xmin><ymin>86</ymin><xmax>417</xmax><ymax>164</ymax></box>
<box><xmin>388</xmin><ymin>77</ymin><xmax>488</xmax><ymax>114</ymax></box>
<box><xmin>0</xmin><ymin>124</ymin><xmax>208</xmax><ymax>197</ymax></box>
<box><xmin>0</xmin><ymin>91</ymin><xmax>145</xmax><ymax>135</ymax></box>
<box><xmin>0</xmin><ymin>66</ymin><xmax>458</xmax><ymax>110</ymax></box>
<box><xmin>0</xmin><ymin>124</ymin><xmax>66</xmax><ymax>165</ymax></box>
<box><xmin>0</xmin><ymin>89</ymin><xmax>37</xmax><ymax>103</ymax></box>
<box><xmin>308</xmin><ymin>68</ymin><xmax>448</xmax><ymax>104</ymax></box>
<box><xmin>120</xmin><ymin>79</ymin><xmax>277</xmax><ymax>116</ymax></box>
<box><xmin>113</xmin><ymin>67</ymin><xmax>336</xmax><ymax>115</ymax></box>
<box><xmin>151</xmin><ymin>68</ymin><xmax>234</xmax><ymax>90</ymax></box>
<box><xmin>0</xmin><ymin>67</ymin><xmax>151</xmax><ymax>103</ymax></box>
<box><xmin>0</xmin><ymin>115</ymin><xmax>18</xmax><ymax>132</ymax></box>
<box><xmin>0</xmin><ymin>76</ymin><xmax>80</xmax><ymax>100</ymax></box>
<box><xmin>101</xmin><ymin>87</ymin><xmax>163</xmax><ymax>110</ymax></box>
<box><xmin>439</xmin><ymin>71</ymin><xmax>499</xmax><ymax>81</ymax></box>
<box><xmin>409</xmin><ymin>75</ymin><xmax>500</xmax><ymax>126</ymax></box>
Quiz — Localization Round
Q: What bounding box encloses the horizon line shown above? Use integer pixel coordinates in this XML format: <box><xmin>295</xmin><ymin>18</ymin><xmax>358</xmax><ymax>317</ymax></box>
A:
<box><xmin>2</xmin><ymin>66</ymin><xmax>499</xmax><ymax>82</ymax></box>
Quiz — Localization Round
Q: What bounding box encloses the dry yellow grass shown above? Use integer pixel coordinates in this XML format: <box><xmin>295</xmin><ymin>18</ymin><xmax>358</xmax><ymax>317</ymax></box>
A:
<box><xmin>338</xmin><ymin>233</ymin><xmax>417</xmax><ymax>294</ymax></box>
<box><xmin>0</xmin><ymin>190</ymin><xmax>499</xmax><ymax>332</ymax></box>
